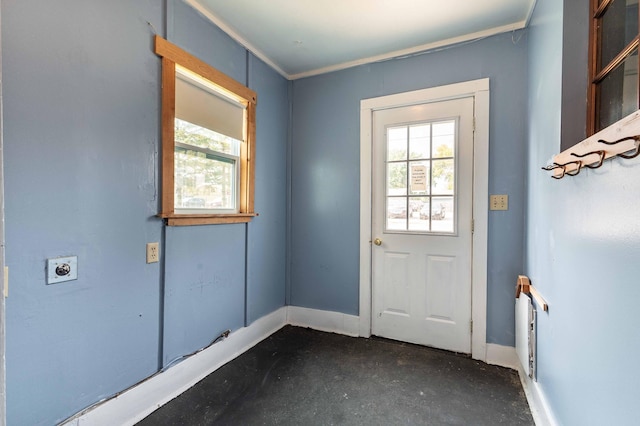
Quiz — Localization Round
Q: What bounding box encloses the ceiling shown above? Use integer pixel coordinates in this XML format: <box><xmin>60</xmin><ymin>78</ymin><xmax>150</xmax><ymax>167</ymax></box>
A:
<box><xmin>187</xmin><ymin>0</ymin><xmax>537</xmax><ymax>80</ymax></box>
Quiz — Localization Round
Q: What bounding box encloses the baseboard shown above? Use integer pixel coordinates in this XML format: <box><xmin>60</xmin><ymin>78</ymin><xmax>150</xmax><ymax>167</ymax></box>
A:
<box><xmin>59</xmin><ymin>307</ymin><xmax>559</xmax><ymax>426</ymax></box>
<box><xmin>62</xmin><ymin>306</ymin><xmax>288</xmax><ymax>426</ymax></box>
<box><xmin>286</xmin><ymin>306</ymin><xmax>360</xmax><ymax>337</ymax></box>
<box><xmin>485</xmin><ymin>343</ymin><xmax>519</xmax><ymax>370</ymax></box>
<box><xmin>484</xmin><ymin>343</ymin><xmax>558</xmax><ymax>426</ymax></box>
<box><xmin>517</xmin><ymin>364</ymin><xmax>558</xmax><ymax>426</ymax></box>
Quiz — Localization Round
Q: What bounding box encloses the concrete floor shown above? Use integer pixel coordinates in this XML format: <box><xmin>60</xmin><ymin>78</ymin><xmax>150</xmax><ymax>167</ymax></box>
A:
<box><xmin>138</xmin><ymin>326</ymin><xmax>533</xmax><ymax>425</ymax></box>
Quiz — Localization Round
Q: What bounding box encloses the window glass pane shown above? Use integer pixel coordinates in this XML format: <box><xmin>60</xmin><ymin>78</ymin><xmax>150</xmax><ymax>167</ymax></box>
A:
<box><xmin>432</xmin><ymin>120</ymin><xmax>455</xmax><ymax>159</ymax></box>
<box><xmin>387</xmin><ymin>126</ymin><xmax>407</xmax><ymax>161</ymax></box>
<box><xmin>409</xmin><ymin>161</ymin><xmax>430</xmax><ymax>195</ymax></box>
<box><xmin>409</xmin><ymin>124</ymin><xmax>430</xmax><ymax>159</ymax></box>
<box><xmin>175</xmin><ymin>118</ymin><xmax>240</xmax><ymax>155</ymax></box>
<box><xmin>432</xmin><ymin>120</ymin><xmax>455</xmax><ymax>137</ymax></box>
<box><xmin>384</xmin><ymin>118</ymin><xmax>457</xmax><ymax>234</ymax></box>
<box><xmin>387</xmin><ymin>197</ymin><xmax>407</xmax><ymax>231</ymax></box>
<box><xmin>597</xmin><ymin>49</ymin><xmax>639</xmax><ymax>131</ymax></box>
<box><xmin>175</xmin><ymin>148</ymin><xmax>236</xmax><ymax>210</ymax></box>
<box><xmin>387</xmin><ymin>162</ymin><xmax>407</xmax><ymax>195</ymax></box>
<box><xmin>431</xmin><ymin>159</ymin><xmax>455</xmax><ymax>195</ymax></box>
<box><xmin>599</xmin><ymin>0</ymin><xmax>639</xmax><ymax>71</ymax></box>
<box><xmin>409</xmin><ymin>197</ymin><xmax>429</xmax><ymax>231</ymax></box>
<box><xmin>431</xmin><ymin>197</ymin><xmax>454</xmax><ymax>233</ymax></box>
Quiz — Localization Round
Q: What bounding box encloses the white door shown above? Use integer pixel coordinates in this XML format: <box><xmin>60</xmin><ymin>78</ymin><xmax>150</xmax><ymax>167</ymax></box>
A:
<box><xmin>371</xmin><ymin>97</ymin><xmax>474</xmax><ymax>353</ymax></box>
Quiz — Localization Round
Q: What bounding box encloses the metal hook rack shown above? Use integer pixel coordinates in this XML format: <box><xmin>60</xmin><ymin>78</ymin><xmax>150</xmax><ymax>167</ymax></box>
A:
<box><xmin>541</xmin><ymin>112</ymin><xmax>640</xmax><ymax>179</ymax></box>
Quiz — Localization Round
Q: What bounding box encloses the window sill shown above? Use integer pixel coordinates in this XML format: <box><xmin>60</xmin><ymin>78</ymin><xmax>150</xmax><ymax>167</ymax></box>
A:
<box><xmin>158</xmin><ymin>213</ymin><xmax>257</xmax><ymax>226</ymax></box>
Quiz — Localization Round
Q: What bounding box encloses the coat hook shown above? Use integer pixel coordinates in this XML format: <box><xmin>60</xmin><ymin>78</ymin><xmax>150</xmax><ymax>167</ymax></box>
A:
<box><xmin>618</xmin><ymin>141</ymin><xmax>640</xmax><ymax>159</ymax></box>
<box><xmin>541</xmin><ymin>163</ymin><xmax>563</xmax><ymax>171</ymax></box>
<box><xmin>541</xmin><ymin>163</ymin><xmax>566</xmax><ymax>179</ymax></box>
<box><xmin>571</xmin><ymin>150</ymin><xmax>605</xmax><ymax>169</ymax></box>
<box><xmin>557</xmin><ymin>160</ymin><xmax>581</xmax><ymax>176</ymax></box>
<box><xmin>597</xmin><ymin>135</ymin><xmax>640</xmax><ymax>160</ymax></box>
<box><xmin>597</xmin><ymin>135</ymin><xmax>640</xmax><ymax>145</ymax></box>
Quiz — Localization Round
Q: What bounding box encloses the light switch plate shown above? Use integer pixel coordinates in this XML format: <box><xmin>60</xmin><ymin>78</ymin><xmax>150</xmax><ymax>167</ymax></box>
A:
<box><xmin>47</xmin><ymin>256</ymin><xmax>78</xmax><ymax>285</ymax></box>
<box><xmin>490</xmin><ymin>194</ymin><xmax>509</xmax><ymax>211</ymax></box>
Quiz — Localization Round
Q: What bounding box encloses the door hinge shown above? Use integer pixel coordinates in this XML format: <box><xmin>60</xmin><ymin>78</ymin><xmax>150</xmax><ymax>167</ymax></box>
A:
<box><xmin>471</xmin><ymin>219</ymin><xmax>475</xmax><ymax>234</ymax></box>
<box><xmin>473</xmin><ymin>117</ymin><xmax>476</xmax><ymax>132</ymax></box>
<box><xmin>470</xmin><ymin>320</ymin><xmax>473</xmax><ymax>333</ymax></box>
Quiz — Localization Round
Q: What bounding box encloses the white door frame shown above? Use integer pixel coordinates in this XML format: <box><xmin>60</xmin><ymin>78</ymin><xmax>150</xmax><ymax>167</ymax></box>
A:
<box><xmin>359</xmin><ymin>79</ymin><xmax>489</xmax><ymax>362</ymax></box>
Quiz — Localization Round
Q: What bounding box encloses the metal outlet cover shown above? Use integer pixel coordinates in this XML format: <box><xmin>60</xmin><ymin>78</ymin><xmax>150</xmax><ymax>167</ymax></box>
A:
<box><xmin>47</xmin><ymin>256</ymin><xmax>78</xmax><ymax>285</ymax></box>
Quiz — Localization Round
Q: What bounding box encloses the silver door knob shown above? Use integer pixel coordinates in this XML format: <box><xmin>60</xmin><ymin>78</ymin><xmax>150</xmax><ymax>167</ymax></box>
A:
<box><xmin>373</xmin><ymin>238</ymin><xmax>382</xmax><ymax>246</ymax></box>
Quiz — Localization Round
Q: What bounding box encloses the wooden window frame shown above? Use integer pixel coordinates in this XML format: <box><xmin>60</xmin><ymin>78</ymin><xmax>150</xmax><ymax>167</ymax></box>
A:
<box><xmin>587</xmin><ymin>0</ymin><xmax>640</xmax><ymax>135</ymax></box>
<box><xmin>154</xmin><ymin>36</ymin><xmax>257</xmax><ymax>226</ymax></box>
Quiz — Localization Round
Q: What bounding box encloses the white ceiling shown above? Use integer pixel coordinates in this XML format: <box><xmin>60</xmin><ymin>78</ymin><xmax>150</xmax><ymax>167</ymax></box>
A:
<box><xmin>187</xmin><ymin>0</ymin><xmax>537</xmax><ymax>80</ymax></box>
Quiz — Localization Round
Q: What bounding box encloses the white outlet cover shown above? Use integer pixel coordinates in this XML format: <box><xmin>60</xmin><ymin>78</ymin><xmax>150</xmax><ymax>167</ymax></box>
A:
<box><xmin>47</xmin><ymin>256</ymin><xmax>78</xmax><ymax>285</ymax></box>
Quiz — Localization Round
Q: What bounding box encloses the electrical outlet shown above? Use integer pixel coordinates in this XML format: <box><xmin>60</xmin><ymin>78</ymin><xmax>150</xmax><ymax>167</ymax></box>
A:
<box><xmin>146</xmin><ymin>242</ymin><xmax>159</xmax><ymax>263</ymax></box>
<box><xmin>47</xmin><ymin>256</ymin><xmax>78</xmax><ymax>285</ymax></box>
<box><xmin>490</xmin><ymin>194</ymin><xmax>509</xmax><ymax>211</ymax></box>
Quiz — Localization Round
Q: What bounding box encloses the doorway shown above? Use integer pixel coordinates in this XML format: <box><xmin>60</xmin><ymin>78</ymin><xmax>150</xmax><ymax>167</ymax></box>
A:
<box><xmin>359</xmin><ymin>79</ymin><xmax>489</xmax><ymax>361</ymax></box>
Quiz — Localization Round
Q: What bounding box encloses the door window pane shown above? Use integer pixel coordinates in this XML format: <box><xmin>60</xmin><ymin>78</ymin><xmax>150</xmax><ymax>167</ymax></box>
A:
<box><xmin>386</xmin><ymin>197</ymin><xmax>407</xmax><ymax>231</ymax></box>
<box><xmin>432</xmin><ymin>120</ymin><xmax>455</xmax><ymax>158</ymax></box>
<box><xmin>387</xmin><ymin>163</ymin><xmax>407</xmax><ymax>195</ymax></box>
<box><xmin>409</xmin><ymin>197</ymin><xmax>429</xmax><ymax>231</ymax></box>
<box><xmin>409</xmin><ymin>124</ymin><xmax>430</xmax><ymax>159</ymax></box>
<box><xmin>385</xmin><ymin>119</ymin><xmax>457</xmax><ymax>233</ymax></box>
<box><xmin>431</xmin><ymin>197</ymin><xmax>454</xmax><ymax>233</ymax></box>
<box><xmin>431</xmin><ymin>159</ymin><xmax>455</xmax><ymax>195</ymax></box>
<box><xmin>387</xmin><ymin>126</ymin><xmax>408</xmax><ymax>161</ymax></box>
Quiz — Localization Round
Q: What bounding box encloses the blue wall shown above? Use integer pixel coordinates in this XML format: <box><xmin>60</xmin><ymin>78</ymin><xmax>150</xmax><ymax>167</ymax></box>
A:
<box><xmin>289</xmin><ymin>33</ymin><xmax>529</xmax><ymax>345</ymax></box>
<box><xmin>526</xmin><ymin>0</ymin><xmax>640</xmax><ymax>424</ymax></box>
<box><xmin>3</xmin><ymin>0</ymin><xmax>287</xmax><ymax>424</ymax></box>
<box><xmin>10</xmin><ymin>0</ymin><xmax>635</xmax><ymax>424</ymax></box>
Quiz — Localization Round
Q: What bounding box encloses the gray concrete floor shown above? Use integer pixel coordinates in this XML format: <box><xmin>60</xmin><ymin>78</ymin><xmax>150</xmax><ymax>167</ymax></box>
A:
<box><xmin>138</xmin><ymin>326</ymin><xmax>533</xmax><ymax>425</ymax></box>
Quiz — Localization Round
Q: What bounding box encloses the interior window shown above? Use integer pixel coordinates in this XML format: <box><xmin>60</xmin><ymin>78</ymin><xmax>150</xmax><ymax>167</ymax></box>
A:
<box><xmin>588</xmin><ymin>0</ymin><xmax>640</xmax><ymax>134</ymax></box>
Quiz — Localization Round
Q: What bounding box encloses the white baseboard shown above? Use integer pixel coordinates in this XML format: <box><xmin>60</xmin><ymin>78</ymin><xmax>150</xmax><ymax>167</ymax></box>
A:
<box><xmin>286</xmin><ymin>306</ymin><xmax>360</xmax><ymax>337</ymax></box>
<box><xmin>68</xmin><ymin>308</ymin><xmax>544</xmax><ymax>426</ymax></box>
<box><xmin>63</xmin><ymin>306</ymin><xmax>360</xmax><ymax>425</ymax></box>
<box><xmin>517</xmin><ymin>364</ymin><xmax>558</xmax><ymax>426</ymax></box>
<box><xmin>63</xmin><ymin>307</ymin><xmax>288</xmax><ymax>426</ymax></box>
<box><xmin>485</xmin><ymin>343</ymin><xmax>519</xmax><ymax>370</ymax></box>
<box><xmin>485</xmin><ymin>343</ymin><xmax>558</xmax><ymax>426</ymax></box>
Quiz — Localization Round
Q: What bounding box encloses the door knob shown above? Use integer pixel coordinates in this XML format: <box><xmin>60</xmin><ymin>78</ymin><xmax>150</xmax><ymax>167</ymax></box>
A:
<box><xmin>373</xmin><ymin>238</ymin><xmax>382</xmax><ymax>246</ymax></box>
